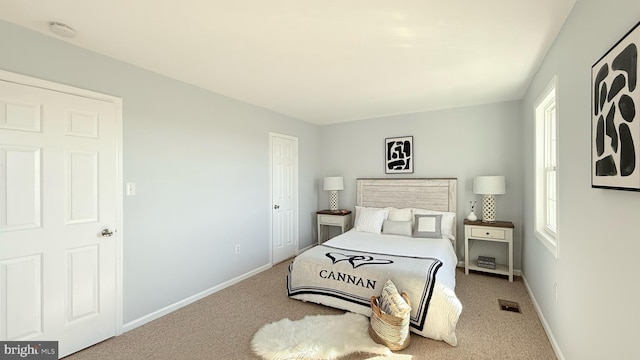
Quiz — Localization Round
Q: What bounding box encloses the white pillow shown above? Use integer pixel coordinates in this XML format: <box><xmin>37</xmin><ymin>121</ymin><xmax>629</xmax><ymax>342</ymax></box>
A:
<box><xmin>382</xmin><ymin>220</ymin><xmax>412</xmax><ymax>237</ymax></box>
<box><xmin>384</xmin><ymin>207</ymin><xmax>413</xmax><ymax>221</ymax></box>
<box><xmin>422</xmin><ymin>282</ymin><xmax>462</xmax><ymax>346</ymax></box>
<box><xmin>354</xmin><ymin>206</ymin><xmax>388</xmax><ymax>234</ymax></box>
<box><xmin>379</xmin><ymin>279</ymin><xmax>411</xmax><ymax>317</ymax></box>
<box><xmin>412</xmin><ymin>208</ymin><xmax>456</xmax><ymax>240</ymax></box>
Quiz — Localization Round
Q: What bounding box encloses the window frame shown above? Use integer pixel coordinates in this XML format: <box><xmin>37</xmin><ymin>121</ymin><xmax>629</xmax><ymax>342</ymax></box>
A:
<box><xmin>534</xmin><ymin>75</ymin><xmax>559</xmax><ymax>258</ymax></box>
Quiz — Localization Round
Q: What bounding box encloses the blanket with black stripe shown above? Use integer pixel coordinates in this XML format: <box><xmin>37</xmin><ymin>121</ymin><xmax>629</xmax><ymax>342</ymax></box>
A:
<box><xmin>287</xmin><ymin>244</ymin><xmax>442</xmax><ymax>332</ymax></box>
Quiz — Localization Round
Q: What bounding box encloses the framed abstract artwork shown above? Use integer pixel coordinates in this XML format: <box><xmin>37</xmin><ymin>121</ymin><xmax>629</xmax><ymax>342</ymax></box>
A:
<box><xmin>385</xmin><ymin>136</ymin><xmax>413</xmax><ymax>174</ymax></box>
<box><xmin>591</xmin><ymin>21</ymin><xmax>640</xmax><ymax>191</ymax></box>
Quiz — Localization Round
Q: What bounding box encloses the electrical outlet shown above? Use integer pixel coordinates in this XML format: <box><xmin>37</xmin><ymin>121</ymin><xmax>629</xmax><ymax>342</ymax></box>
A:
<box><xmin>235</xmin><ymin>244</ymin><xmax>240</xmax><ymax>254</ymax></box>
<box><xmin>553</xmin><ymin>282</ymin><xmax>558</xmax><ymax>302</ymax></box>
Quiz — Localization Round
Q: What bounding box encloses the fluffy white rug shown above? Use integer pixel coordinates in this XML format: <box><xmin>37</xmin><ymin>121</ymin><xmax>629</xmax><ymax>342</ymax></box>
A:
<box><xmin>251</xmin><ymin>312</ymin><xmax>391</xmax><ymax>360</ymax></box>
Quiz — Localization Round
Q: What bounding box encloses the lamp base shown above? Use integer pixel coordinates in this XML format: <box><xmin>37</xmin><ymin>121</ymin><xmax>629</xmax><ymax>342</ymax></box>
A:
<box><xmin>329</xmin><ymin>191</ymin><xmax>338</xmax><ymax>211</ymax></box>
<box><xmin>481</xmin><ymin>195</ymin><xmax>497</xmax><ymax>222</ymax></box>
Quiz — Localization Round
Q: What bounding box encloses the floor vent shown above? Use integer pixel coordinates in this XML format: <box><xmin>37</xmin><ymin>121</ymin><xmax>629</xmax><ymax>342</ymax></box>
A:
<box><xmin>498</xmin><ymin>299</ymin><xmax>521</xmax><ymax>313</ymax></box>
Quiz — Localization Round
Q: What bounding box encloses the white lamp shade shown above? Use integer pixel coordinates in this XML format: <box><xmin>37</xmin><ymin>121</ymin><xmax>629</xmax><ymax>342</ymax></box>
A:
<box><xmin>473</xmin><ymin>176</ymin><xmax>506</xmax><ymax>195</ymax></box>
<box><xmin>323</xmin><ymin>176</ymin><xmax>344</xmax><ymax>191</ymax></box>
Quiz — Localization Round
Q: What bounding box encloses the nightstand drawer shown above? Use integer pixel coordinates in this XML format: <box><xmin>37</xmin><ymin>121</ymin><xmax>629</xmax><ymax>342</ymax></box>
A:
<box><xmin>470</xmin><ymin>227</ymin><xmax>505</xmax><ymax>240</ymax></box>
<box><xmin>318</xmin><ymin>215</ymin><xmax>343</xmax><ymax>225</ymax></box>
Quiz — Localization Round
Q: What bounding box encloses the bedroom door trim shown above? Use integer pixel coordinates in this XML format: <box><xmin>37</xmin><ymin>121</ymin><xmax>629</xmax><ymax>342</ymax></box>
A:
<box><xmin>269</xmin><ymin>132</ymin><xmax>299</xmax><ymax>264</ymax></box>
<box><xmin>0</xmin><ymin>69</ymin><xmax>124</xmax><ymax>346</ymax></box>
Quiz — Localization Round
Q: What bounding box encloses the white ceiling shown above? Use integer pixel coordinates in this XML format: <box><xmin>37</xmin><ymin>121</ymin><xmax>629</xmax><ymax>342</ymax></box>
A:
<box><xmin>0</xmin><ymin>0</ymin><xmax>576</xmax><ymax>125</ymax></box>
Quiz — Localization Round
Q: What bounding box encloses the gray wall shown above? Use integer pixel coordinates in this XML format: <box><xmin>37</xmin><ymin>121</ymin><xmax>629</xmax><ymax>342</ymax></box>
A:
<box><xmin>0</xmin><ymin>20</ymin><xmax>320</xmax><ymax>324</ymax></box>
<box><xmin>521</xmin><ymin>1</ymin><xmax>640</xmax><ymax>359</ymax></box>
<box><xmin>318</xmin><ymin>102</ymin><xmax>524</xmax><ymax>265</ymax></box>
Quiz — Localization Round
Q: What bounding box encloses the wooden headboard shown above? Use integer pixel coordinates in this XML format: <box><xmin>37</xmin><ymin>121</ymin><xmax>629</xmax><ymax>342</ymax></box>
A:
<box><xmin>356</xmin><ymin>178</ymin><xmax>458</xmax><ymax>239</ymax></box>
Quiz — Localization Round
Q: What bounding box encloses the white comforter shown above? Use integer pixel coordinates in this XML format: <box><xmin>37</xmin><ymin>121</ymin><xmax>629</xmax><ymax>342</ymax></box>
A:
<box><xmin>288</xmin><ymin>230</ymin><xmax>462</xmax><ymax>346</ymax></box>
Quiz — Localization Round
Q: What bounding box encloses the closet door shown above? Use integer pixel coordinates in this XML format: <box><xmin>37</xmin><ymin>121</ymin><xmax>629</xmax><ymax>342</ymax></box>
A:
<box><xmin>0</xmin><ymin>77</ymin><xmax>120</xmax><ymax>357</ymax></box>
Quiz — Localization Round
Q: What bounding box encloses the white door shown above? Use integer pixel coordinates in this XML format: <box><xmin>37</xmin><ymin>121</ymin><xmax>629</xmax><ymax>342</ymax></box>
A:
<box><xmin>270</xmin><ymin>133</ymin><xmax>298</xmax><ymax>264</ymax></box>
<box><xmin>0</xmin><ymin>76</ymin><xmax>120</xmax><ymax>357</ymax></box>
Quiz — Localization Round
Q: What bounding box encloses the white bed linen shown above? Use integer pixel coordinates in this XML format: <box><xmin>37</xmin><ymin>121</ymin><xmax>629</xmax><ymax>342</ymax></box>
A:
<box><xmin>323</xmin><ymin>229</ymin><xmax>457</xmax><ymax>290</ymax></box>
<box><xmin>288</xmin><ymin>229</ymin><xmax>462</xmax><ymax>345</ymax></box>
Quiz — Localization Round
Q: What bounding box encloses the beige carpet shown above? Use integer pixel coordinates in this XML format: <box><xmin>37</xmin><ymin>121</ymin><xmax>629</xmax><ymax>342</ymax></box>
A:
<box><xmin>65</xmin><ymin>262</ymin><xmax>557</xmax><ymax>360</ymax></box>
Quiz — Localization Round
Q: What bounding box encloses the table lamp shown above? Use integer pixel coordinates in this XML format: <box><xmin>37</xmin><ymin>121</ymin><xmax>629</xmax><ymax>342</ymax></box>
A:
<box><xmin>473</xmin><ymin>176</ymin><xmax>506</xmax><ymax>222</ymax></box>
<box><xmin>323</xmin><ymin>176</ymin><xmax>344</xmax><ymax>211</ymax></box>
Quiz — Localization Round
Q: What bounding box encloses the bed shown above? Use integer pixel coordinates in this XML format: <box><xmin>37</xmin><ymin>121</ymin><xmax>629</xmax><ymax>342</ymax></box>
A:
<box><xmin>287</xmin><ymin>178</ymin><xmax>462</xmax><ymax>346</ymax></box>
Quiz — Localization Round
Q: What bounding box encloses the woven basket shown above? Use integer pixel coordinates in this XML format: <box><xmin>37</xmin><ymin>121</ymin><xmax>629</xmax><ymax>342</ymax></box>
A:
<box><xmin>368</xmin><ymin>293</ymin><xmax>411</xmax><ymax>351</ymax></box>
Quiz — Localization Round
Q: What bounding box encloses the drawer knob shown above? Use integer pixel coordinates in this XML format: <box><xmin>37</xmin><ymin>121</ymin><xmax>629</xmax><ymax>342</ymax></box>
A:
<box><xmin>486</xmin><ymin>232</ymin><xmax>490</xmax><ymax>235</ymax></box>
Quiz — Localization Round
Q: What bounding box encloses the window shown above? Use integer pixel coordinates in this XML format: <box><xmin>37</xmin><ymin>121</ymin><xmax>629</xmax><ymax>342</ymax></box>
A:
<box><xmin>534</xmin><ymin>76</ymin><xmax>559</xmax><ymax>258</ymax></box>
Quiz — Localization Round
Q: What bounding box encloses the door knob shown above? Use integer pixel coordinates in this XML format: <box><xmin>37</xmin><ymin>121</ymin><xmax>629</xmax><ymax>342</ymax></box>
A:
<box><xmin>274</xmin><ymin>204</ymin><xmax>280</xmax><ymax>209</ymax></box>
<box><xmin>101</xmin><ymin>228</ymin><xmax>114</xmax><ymax>237</ymax></box>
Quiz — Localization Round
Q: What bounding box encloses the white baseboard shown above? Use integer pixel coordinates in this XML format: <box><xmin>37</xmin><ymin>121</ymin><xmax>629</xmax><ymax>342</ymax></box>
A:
<box><xmin>514</xmin><ymin>269</ymin><xmax>522</xmax><ymax>277</ymax></box>
<box><xmin>521</xmin><ymin>274</ymin><xmax>565</xmax><ymax>360</ymax></box>
<box><xmin>122</xmin><ymin>263</ymin><xmax>272</xmax><ymax>333</ymax></box>
<box><xmin>297</xmin><ymin>243</ymin><xmax>315</xmax><ymax>254</ymax></box>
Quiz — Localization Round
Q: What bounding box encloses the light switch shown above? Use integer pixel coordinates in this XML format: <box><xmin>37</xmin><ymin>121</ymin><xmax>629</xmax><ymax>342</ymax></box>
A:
<box><xmin>126</xmin><ymin>183</ymin><xmax>136</xmax><ymax>196</ymax></box>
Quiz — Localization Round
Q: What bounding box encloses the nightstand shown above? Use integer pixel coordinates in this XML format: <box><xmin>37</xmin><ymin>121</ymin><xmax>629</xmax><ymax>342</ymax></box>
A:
<box><xmin>316</xmin><ymin>210</ymin><xmax>352</xmax><ymax>244</ymax></box>
<box><xmin>464</xmin><ymin>219</ymin><xmax>514</xmax><ymax>281</ymax></box>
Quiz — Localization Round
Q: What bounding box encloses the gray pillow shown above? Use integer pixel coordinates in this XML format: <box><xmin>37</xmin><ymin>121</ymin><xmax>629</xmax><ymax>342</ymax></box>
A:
<box><xmin>413</xmin><ymin>214</ymin><xmax>443</xmax><ymax>238</ymax></box>
<box><xmin>382</xmin><ymin>220</ymin><xmax>412</xmax><ymax>237</ymax></box>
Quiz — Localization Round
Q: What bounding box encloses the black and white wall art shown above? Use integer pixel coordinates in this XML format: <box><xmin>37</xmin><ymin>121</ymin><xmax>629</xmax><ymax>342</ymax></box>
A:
<box><xmin>385</xmin><ymin>136</ymin><xmax>413</xmax><ymax>174</ymax></box>
<box><xmin>592</xmin><ymin>21</ymin><xmax>640</xmax><ymax>190</ymax></box>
